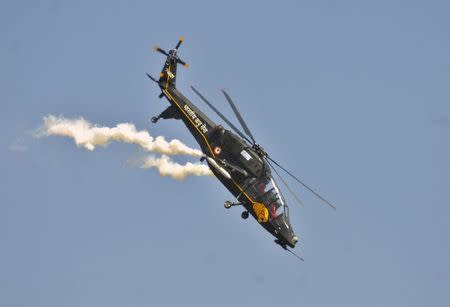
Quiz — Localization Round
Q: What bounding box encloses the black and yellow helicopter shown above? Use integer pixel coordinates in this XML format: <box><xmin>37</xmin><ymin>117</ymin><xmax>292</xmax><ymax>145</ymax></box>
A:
<box><xmin>146</xmin><ymin>38</ymin><xmax>335</xmax><ymax>258</ymax></box>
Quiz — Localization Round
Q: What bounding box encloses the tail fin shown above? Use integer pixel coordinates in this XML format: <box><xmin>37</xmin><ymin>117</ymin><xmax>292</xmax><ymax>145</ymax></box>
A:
<box><xmin>158</xmin><ymin>52</ymin><xmax>179</xmax><ymax>87</ymax></box>
<box><xmin>153</xmin><ymin>37</ymin><xmax>188</xmax><ymax>88</ymax></box>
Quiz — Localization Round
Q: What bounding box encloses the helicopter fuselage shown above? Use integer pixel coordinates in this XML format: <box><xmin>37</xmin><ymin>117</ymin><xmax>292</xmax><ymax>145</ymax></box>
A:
<box><xmin>151</xmin><ymin>52</ymin><xmax>298</xmax><ymax>248</ymax></box>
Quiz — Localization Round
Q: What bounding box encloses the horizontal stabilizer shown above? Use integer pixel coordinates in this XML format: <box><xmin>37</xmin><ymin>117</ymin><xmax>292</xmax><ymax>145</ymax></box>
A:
<box><xmin>146</xmin><ymin>73</ymin><xmax>158</xmax><ymax>83</ymax></box>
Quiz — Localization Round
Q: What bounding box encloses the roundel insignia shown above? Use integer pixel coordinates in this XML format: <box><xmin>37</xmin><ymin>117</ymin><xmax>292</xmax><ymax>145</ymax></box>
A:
<box><xmin>214</xmin><ymin>146</ymin><xmax>222</xmax><ymax>155</ymax></box>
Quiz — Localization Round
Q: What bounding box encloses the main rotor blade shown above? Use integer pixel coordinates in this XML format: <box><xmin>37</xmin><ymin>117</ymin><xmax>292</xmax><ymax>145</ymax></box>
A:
<box><xmin>267</xmin><ymin>156</ymin><xmax>336</xmax><ymax>210</ymax></box>
<box><xmin>266</xmin><ymin>159</ymin><xmax>304</xmax><ymax>208</ymax></box>
<box><xmin>286</xmin><ymin>248</ymin><xmax>304</xmax><ymax>262</ymax></box>
<box><xmin>221</xmin><ymin>89</ymin><xmax>256</xmax><ymax>144</ymax></box>
<box><xmin>190</xmin><ymin>86</ymin><xmax>253</xmax><ymax>144</ymax></box>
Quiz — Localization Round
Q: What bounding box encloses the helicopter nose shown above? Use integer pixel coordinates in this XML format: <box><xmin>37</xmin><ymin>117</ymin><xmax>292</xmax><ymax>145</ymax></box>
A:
<box><xmin>292</xmin><ymin>236</ymin><xmax>298</xmax><ymax>245</ymax></box>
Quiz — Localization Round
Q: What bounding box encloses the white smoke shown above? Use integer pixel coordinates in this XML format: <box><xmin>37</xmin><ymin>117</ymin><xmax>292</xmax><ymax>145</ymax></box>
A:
<box><xmin>39</xmin><ymin>115</ymin><xmax>202</xmax><ymax>157</ymax></box>
<box><xmin>141</xmin><ymin>155</ymin><xmax>213</xmax><ymax>180</ymax></box>
<box><xmin>38</xmin><ymin>115</ymin><xmax>212</xmax><ymax>180</ymax></box>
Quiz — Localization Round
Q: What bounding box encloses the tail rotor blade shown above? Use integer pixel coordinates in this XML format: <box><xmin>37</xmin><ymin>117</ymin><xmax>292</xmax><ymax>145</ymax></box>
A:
<box><xmin>191</xmin><ymin>86</ymin><xmax>253</xmax><ymax>144</ymax></box>
<box><xmin>154</xmin><ymin>46</ymin><xmax>169</xmax><ymax>56</ymax></box>
<box><xmin>221</xmin><ymin>89</ymin><xmax>256</xmax><ymax>144</ymax></box>
<box><xmin>177</xmin><ymin>58</ymin><xmax>189</xmax><ymax>68</ymax></box>
<box><xmin>267</xmin><ymin>156</ymin><xmax>336</xmax><ymax>210</ymax></box>
<box><xmin>175</xmin><ymin>36</ymin><xmax>184</xmax><ymax>50</ymax></box>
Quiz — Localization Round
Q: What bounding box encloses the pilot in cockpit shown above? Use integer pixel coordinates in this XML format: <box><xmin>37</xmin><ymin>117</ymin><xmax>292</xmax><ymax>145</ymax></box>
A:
<box><xmin>255</xmin><ymin>177</ymin><xmax>280</xmax><ymax>218</ymax></box>
<box><xmin>270</xmin><ymin>202</ymin><xmax>278</xmax><ymax>218</ymax></box>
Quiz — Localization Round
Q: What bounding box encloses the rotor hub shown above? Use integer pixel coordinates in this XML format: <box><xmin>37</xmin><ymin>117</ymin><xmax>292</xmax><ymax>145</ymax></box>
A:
<box><xmin>253</xmin><ymin>144</ymin><xmax>267</xmax><ymax>158</ymax></box>
<box><xmin>168</xmin><ymin>49</ymin><xmax>178</xmax><ymax>59</ymax></box>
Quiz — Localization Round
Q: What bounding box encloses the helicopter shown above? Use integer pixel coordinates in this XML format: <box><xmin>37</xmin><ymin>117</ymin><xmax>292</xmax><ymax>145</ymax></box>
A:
<box><xmin>146</xmin><ymin>37</ymin><xmax>335</xmax><ymax>257</ymax></box>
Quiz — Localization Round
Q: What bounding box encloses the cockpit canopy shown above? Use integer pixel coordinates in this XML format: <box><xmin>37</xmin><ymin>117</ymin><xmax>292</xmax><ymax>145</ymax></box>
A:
<box><xmin>250</xmin><ymin>175</ymin><xmax>290</xmax><ymax>224</ymax></box>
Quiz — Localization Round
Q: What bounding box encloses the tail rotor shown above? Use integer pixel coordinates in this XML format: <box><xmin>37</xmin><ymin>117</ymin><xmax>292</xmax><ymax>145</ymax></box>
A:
<box><xmin>153</xmin><ymin>36</ymin><xmax>189</xmax><ymax>68</ymax></box>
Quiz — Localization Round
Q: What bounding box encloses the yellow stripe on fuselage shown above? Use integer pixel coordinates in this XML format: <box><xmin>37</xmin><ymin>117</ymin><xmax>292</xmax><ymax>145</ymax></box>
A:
<box><xmin>163</xmin><ymin>89</ymin><xmax>215</xmax><ymax>157</ymax></box>
<box><xmin>162</xmin><ymin>86</ymin><xmax>267</xmax><ymax>222</ymax></box>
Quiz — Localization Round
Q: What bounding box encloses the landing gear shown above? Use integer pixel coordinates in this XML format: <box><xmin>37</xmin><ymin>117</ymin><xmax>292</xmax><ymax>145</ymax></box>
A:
<box><xmin>224</xmin><ymin>200</ymin><xmax>242</xmax><ymax>209</ymax></box>
<box><xmin>151</xmin><ymin>106</ymin><xmax>182</xmax><ymax>124</ymax></box>
<box><xmin>224</xmin><ymin>201</ymin><xmax>232</xmax><ymax>209</ymax></box>
<box><xmin>224</xmin><ymin>201</ymin><xmax>249</xmax><ymax>219</ymax></box>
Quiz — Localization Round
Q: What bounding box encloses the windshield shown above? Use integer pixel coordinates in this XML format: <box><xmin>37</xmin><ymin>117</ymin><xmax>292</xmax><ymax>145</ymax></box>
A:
<box><xmin>252</xmin><ymin>175</ymin><xmax>289</xmax><ymax>221</ymax></box>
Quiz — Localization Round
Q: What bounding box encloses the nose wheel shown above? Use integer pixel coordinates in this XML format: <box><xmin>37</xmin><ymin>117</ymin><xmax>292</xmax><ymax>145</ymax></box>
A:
<box><xmin>241</xmin><ymin>211</ymin><xmax>249</xmax><ymax>219</ymax></box>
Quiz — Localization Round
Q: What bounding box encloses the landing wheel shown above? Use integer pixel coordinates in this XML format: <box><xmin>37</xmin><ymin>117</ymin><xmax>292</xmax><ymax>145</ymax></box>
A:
<box><xmin>151</xmin><ymin>116</ymin><xmax>158</xmax><ymax>123</ymax></box>
<box><xmin>241</xmin><ymin>211</ymin><xmax>249</xmax><ymax>219</ymax></box>
<box><xmin>224</xmin><ymin>201</ymin><xmax>232</xmax><ymax>209</ymax></box>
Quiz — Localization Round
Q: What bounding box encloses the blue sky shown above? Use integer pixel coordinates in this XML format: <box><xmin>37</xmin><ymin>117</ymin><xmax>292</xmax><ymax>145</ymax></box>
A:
<box><xmin>1</xmin><ymin>0</ymin><xmax>449</xmax><ymax>306</ymax></box>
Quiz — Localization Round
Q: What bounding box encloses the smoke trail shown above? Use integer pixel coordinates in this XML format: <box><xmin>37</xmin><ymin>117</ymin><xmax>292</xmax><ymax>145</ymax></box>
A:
<box><xmin>38</xmin><ymin>115</ymin><xmax>213</xmax><ymax>180</ymax></box>
<box><xmin>141</xmin><ymin>155</ymin><xmax>213</xmax><ymax>180</ymax></box>
<box><xmin>38</xmin><ymin>115</ymin><xmax>202</xmax><ymax>157</ymax></box>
